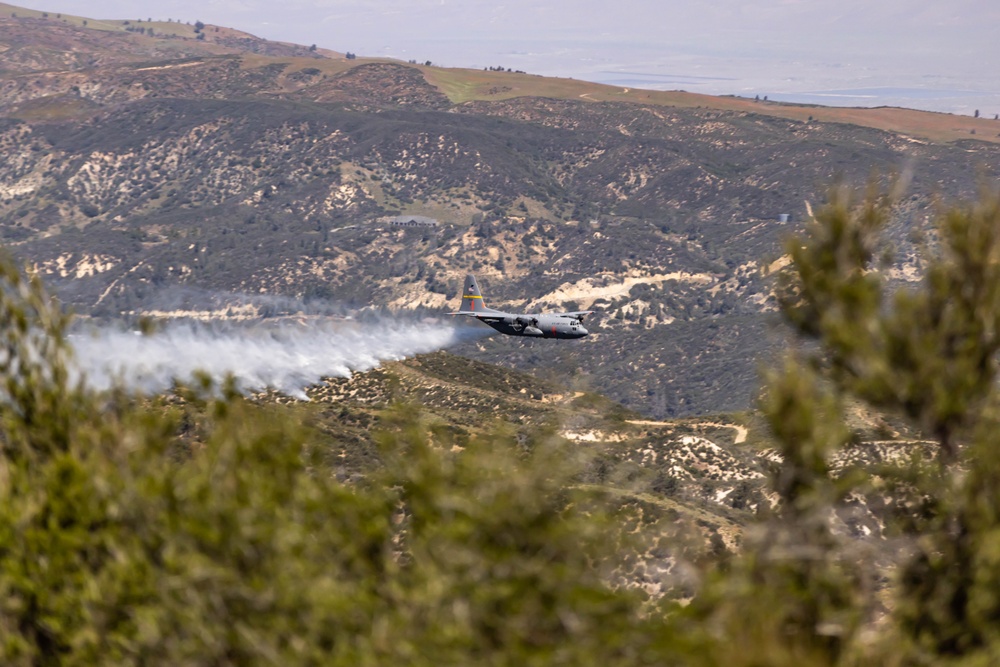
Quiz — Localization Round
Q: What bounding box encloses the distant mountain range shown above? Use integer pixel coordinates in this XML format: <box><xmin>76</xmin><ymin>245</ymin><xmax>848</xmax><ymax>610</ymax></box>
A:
<box><xmin>3</xmin><ymin>3</ymin><xmax>1000</xmax><ymax>417</ymax></box>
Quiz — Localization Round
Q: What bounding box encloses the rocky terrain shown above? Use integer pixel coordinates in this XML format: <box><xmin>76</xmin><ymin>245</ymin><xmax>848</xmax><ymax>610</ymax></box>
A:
<box><xmin>3</xmin><ymin>4</ymin><xmax>1000</xmax><ymax>417</ymax></box>
<box><xmin>268</xmin><ymin>349</ymin><xmax>925</xmax><ymax>598</ymax></box>
<box><xmin>289</xmin><ymin>351</ymin><xmax>759</xmax><ymax>592</ymax></box>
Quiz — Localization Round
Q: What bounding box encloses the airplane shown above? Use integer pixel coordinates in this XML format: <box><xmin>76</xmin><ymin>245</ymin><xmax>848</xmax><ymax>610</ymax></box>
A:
<box><xmin>451</xmin><ymin>274</ymin><xmax>592</xmax><ymax>339</ymax></box>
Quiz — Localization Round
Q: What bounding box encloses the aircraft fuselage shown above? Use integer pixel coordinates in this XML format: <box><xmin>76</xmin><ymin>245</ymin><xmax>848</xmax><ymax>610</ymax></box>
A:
<box><xmin>475</xmin><ymin>312</ymin><xmax>588</xmax><ymax>339</ymax></box>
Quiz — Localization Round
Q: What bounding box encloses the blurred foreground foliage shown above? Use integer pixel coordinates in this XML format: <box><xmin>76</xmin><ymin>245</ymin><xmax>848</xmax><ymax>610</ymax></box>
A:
<box><xmin>7</xmin><ymin>184</ymin><xmax>1000</xmax><ymax>665</ymax></box>
<box><xmin>0</xmin><ymin>252</ymin><xmax>670</xmax><ymax>665</ymax></box>
<box><xmin>678</xmin><ymin>183</ymin><xmax>1000</xmax><ymax>666</ymax></box>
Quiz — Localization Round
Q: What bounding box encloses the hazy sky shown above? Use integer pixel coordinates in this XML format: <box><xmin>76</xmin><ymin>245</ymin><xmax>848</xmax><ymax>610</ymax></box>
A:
<box><xmin>14</xmin><ymin>1</ymin><xmax>1000</xmax><ymax>115</ymax></box>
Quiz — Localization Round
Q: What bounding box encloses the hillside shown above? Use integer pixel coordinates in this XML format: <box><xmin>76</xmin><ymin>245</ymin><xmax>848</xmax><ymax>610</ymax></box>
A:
<box><xmin>247</xmin><ymin>349</ymin><xmax>755</xmax><ymax>597</ymax></box>
<box><xmin>253</xmin><ymin>348</ymin><xmax>929</xmax><ymax>600</ymax></box>
<box><xmin>0</xmin><ymin>2</ymin><xmax>329</xmax><ymax>70</ymax></box>
<box><xmin>2</xmin><ymin>4</ymin><xmax>1000</xmax><ymax>417</ymax></box>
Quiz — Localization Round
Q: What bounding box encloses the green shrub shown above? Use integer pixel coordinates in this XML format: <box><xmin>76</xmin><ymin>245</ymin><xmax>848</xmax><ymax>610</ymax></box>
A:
<box><xmin>0</xmin><ymin>252</ymin><xmax>660</xmax><ymax>665</ymax></box>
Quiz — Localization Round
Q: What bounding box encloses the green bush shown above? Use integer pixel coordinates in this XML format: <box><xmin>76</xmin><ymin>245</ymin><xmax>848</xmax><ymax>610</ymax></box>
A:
<box><xmin>690</xmin><ymin>184</ymin><xmax>1000</xmax><ymax>666</ymax></box>
<box><xmin>0</xmin><ymin>252</ymin><xmax>661</xmax><ymax>665</ymax></box>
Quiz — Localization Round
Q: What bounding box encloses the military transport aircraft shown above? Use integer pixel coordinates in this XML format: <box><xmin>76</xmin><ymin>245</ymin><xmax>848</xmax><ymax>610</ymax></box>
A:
<box><xmin>451</xmin><ymin>275</ymin><xmax>592</xmax><ymax>339</ymax></box>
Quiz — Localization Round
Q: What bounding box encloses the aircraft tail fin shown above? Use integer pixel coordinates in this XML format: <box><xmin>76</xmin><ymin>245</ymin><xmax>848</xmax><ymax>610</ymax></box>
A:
<box><xmin>459</xmin><ymin>274</ymin><xmax>490</xmax><ymax>313</ymax></box>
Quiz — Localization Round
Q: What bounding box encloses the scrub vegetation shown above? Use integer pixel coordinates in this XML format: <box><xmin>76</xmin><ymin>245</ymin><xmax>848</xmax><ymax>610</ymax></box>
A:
<box><xmin>5</xmin><ymin>9</ymin><xmax>1000</xmax><ymax>420</ymax></box>
<box><xmin>4</xmin><ymin>186</ymin><xmax>1000</xmax><ymax>665</ymax></box>
<box><xmin>6</xmin><ymin>10</ymin><xmax>1000</xmax><ymax>664</ymax></box>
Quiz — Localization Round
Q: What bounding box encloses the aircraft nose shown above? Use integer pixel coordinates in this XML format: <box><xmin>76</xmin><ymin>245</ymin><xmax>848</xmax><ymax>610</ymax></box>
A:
<box><xmin>578</xmin><ymin>326</ymin><xmax>589</xmax><ymax>336</ymax></box>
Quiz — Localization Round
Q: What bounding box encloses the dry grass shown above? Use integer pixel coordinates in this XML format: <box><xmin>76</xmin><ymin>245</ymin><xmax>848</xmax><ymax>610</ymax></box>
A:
<box><xmin>424</xmin><ymin>64</ymin><xmax>1000</xmax><ymax>145</ymax></box>
<box><xmin>5</xmin><ymin>0</ymin><xmax>994</xmax><ymax>146</ymax></box>
<box><xmin>0</xmin><ymin>2</ymin><xmax>121</xmax><ymax>31</ymax></box>
<box><xmin>5</xmin><ymin>94</ymin><xmax>98</xmax><ymax>121</ymax></box>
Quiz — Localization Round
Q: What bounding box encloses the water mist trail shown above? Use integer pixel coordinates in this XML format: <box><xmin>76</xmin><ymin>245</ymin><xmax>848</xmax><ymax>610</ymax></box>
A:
<box><xmin>70</xmin><ymin>318</ymin><xmax>490</xmax><ymax>398</ymax></box>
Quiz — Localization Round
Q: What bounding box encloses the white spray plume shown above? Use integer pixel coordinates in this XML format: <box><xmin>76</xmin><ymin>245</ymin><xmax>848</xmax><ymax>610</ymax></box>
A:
<box><xmin>70</xmin><ymin>317</ymin><xmax>490</xmax><ymax>398</ymax></box>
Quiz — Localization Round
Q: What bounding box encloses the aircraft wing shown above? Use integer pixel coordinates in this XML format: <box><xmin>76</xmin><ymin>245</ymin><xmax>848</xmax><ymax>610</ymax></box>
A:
<box><xmin>551</xmin><ymin>310</ymin><xmax>594</xmax><ymax>320</ymax></box>
<box><xmin>448</xmin><ymin>311</ymin><xmax>495</xmax><ymax>319</ymax></box>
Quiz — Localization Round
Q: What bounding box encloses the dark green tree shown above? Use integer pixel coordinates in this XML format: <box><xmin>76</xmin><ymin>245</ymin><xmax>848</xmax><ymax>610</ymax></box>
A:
<box><xmin>698</xmin><ymin>184</ymin><xmax>1000</xmax><ymax>665</ymax></box>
